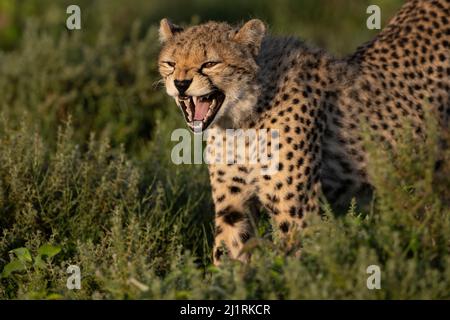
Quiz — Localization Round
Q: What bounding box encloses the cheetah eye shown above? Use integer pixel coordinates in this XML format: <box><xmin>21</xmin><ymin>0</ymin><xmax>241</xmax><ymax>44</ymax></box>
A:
<box><xmin>164</xmin><ymin>61</ymin><xmax>176</xmax><ymax>68</ymax></box>
<box><xmin>202</xmin><ymin>61</ymin><xmax>220</xmax><ymax>69</ymax></box>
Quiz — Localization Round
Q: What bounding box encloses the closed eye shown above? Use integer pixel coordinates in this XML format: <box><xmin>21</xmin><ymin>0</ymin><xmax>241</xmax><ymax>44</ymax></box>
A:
<box><xmin>163</xmin><ymin>61</ymin><xmax>176</xmax><ymax>68</ymax></box>
<box><xmin>202</xmin><ymin>61</ymin><xmax>220</xmax><ymax>69</ymax></box>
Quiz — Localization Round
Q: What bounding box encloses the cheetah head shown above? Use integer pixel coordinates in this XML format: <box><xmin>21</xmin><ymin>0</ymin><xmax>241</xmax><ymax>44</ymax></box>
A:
<box><xmin>158</xmin><ymin>19</ymin><xmax>266</xmax><ymax>131</ymax></box>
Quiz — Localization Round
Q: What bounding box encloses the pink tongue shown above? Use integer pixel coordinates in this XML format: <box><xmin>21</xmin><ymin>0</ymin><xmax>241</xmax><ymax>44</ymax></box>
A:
<box><xmin>194</xmin><ymin>100</ymin><xmax>210</xmax><ymax>121</ymax></box>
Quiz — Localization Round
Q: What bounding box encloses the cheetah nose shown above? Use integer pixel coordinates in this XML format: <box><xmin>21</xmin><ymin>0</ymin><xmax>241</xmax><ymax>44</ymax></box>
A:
<box><xmin>174</xmin><ymin>79</ymin><xmax>192</xmax><ymax>95</ymax></box>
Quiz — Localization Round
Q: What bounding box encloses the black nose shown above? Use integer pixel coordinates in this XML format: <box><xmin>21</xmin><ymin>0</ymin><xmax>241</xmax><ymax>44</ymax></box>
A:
<box><xmin>174</xmin><ymin>79</ymin><xmax>192</xmax><ymax>95</ymax></box>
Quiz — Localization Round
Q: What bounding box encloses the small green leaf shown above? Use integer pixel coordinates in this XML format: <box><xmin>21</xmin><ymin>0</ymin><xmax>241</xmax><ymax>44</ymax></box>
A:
<box><xmin>2</xmin><ymin>259</ymin><xmax>27</xmax><ymax>278</ymax></box>
<box><xmin>10</xmin><ymin>247</ymin><xmax>32</xmax><ymax>263</ymax></box>
<box><xmin>34</xmin><ymin>255</ymin><xmax>45</xmax><ymax>269</ymax></box>
<box><xmin>37</xmin><ymin>244</ymin><xmax>61</xmax><ymax>259</ymax></box>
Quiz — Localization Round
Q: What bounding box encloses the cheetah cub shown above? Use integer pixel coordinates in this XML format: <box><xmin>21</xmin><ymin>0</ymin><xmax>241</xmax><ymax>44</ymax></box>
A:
<box><xmin>158</xmin><ymin>0</ymin><xmax>450</xmax><ymax>265</ymax></box>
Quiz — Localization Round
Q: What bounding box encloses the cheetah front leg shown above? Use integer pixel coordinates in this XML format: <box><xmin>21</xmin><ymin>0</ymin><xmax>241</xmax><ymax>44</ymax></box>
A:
<box><xmin>209</xmin><ymin>165</ymin><xmax>256</xmax><ymax>265</ymax></box>
<box><xmin>213</xmin><ymin>203</ymin><xmax>254</xmax><ymax>264</ymax></box>
<box><xmin>259</xmin><ymin>130</ymin><xmax>322</xmax><ymax>254</ymax></box>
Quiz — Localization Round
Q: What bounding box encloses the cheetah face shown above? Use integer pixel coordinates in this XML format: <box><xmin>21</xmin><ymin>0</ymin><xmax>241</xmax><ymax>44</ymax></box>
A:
<box><xmin>158</xmin><ymin>19</ymin><xmax>266</xmax><ymax>131</ymax></box>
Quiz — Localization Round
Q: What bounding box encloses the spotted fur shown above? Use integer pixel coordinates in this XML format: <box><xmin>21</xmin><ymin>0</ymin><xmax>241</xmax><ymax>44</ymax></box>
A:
<box><xmin>158</xmin><ymin>0</ymin><xmax>450</xmax><ymax>265</ymax></box>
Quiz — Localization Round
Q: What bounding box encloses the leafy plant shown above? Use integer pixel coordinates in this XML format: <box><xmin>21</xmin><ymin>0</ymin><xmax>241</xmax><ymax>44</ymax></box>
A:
<box><xmin>1</xmin><ymin>244</ymin><xmax>61</xmax><ymax>279</ymax></box>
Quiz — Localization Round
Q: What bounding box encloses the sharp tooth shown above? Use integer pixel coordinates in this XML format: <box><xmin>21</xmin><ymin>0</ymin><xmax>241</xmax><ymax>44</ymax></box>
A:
<box><xmin>193</xmin><ymin>96</ymin><xmax>199</xmax><ymax>106</ymax></box>
<box><xmin>186</xmin><ymin>106</ymin><xmax>192</xmax><ymax>120</ymax></box>
<box><xmin>204</xmin><ymin>99</ymin><xmax>217</xmax><ymax>121</ymax></box>
<box><xmin>182</xmin><ymin>101</ymin><xmax>191</xmax><ymax>121</ymax></box>
<box><xmin>184</xmin><ymin>100</ymin><xmax>191</xmax><ymax>121</ymax></box>
<box><xmin>205</xmin><ymin>108</ymin><xmax>212</xmax><ymax>120</ymax></box>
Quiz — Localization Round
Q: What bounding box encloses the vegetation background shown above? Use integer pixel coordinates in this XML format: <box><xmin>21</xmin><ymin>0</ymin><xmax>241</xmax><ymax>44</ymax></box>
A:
<box><xmin>1</xmin><ymin>0</ymin><xmax>449</xmax><ymax>299</ymax></box>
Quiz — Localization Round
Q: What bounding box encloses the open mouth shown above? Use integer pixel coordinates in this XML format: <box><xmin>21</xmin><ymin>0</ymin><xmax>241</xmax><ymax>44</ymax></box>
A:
<box><xmin>177</xmin><ymin>90</ymin><xmax>225</xmax><ymax>131</ymax></box>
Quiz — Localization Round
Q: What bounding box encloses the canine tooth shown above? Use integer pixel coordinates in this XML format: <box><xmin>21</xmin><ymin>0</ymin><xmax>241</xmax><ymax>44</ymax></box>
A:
<box><xmin>205</xmin><ymin>100</ymin><xmax>217</xmax><ymax>119</ymax></box>
<box><xmin>182</xmin><ymin>99</ymin><xmax>193</xmax><ymax>121</ymax></box>
<box><xmin>186</xmin><ymin>107</ymin><xmax>192</xmax><ymax>120</ymax></box>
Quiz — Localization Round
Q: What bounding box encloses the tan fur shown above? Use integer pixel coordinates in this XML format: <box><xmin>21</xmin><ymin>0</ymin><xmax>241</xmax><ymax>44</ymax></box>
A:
<box><xmin>159</xmin><ymin>0</ymin><xmax>450</xmax><ymax>265</ymax></box>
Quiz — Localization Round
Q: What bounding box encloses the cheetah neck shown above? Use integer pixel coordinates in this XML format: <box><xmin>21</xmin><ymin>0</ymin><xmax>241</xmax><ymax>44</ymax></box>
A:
<box><xmin>211</xmin><ymin>35</ymin><xmax>353</xmax><ymax>131</ymax></box>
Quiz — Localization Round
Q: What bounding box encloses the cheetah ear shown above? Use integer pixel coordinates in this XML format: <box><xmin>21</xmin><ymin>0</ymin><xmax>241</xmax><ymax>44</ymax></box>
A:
<box><xmin>159</xmin><ymin>18</ymin><xmax>183</xmax><ymax>43</ymax></box>
<box><xmin>233</xmin><ymin>19</ymin><xmax>266</xmax><ymax>55</ymax></box>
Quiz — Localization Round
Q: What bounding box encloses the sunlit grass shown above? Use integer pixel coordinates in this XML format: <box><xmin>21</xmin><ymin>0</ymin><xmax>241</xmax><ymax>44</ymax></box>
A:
<box><xmin>1</xmin><ymin>0</ymin><xmax>448</xmax><ymax>299</ymax></box>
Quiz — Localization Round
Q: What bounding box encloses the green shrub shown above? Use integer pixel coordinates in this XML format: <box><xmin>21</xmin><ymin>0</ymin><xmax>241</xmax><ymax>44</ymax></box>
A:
<box><xmin>1</xmin><ymin>109</ymin><xmax>449</xmax><ymax>299</ymax></box>
<box><xmin>1</xmin><ymin>0</ymin><xmax>448</xmax><ymax>300</ymax></box>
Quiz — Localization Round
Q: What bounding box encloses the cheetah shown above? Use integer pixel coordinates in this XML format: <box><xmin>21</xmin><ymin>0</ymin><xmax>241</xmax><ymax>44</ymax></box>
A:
<box><xmin>158</xmin><ymin>0</ymin><xmax>450</xmax><ymax>265</ymax></box>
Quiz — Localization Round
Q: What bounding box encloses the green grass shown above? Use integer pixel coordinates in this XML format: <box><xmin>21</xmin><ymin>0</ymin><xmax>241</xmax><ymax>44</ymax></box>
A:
<box><xmin>1</xmin><ymin>0</ymin><xmax>450</xmax><ymax>299</ymax></box>
<box><xmin>1</xmin><ymin>113</ymin><xmax>449</xmax><ymax>299</ymax></box>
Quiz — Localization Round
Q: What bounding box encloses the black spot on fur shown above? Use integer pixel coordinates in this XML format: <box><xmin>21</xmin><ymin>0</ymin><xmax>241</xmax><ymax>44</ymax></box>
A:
<box><xmin>279</xmin><ymin>221</ymin><xmax>290</xmax><ymax>233</ymax></box>
<box><xmin>215</xmin><ymin>248</ymin><xmax>224</xmax><ymax>261</ymax></box>
<box><xmin>229</xmin><ymin>186</ymin><xmax>241</xmax><ymax>194</ymax></box>
<box><xmin>232</xmin><ymin>177</ymin><xmax>246</xmax><ymax>185</ymax></box>
<box><xmin>222</xmin><ymin>211</ymin><xmax>244</xmax><ymax>226</ymax></box>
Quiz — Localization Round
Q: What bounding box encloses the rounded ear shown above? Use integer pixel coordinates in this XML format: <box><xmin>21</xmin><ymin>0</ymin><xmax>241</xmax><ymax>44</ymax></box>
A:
<box><xmin>159</xmin><ymin>18</ymin><xmax>183</xmax><ymax>43</ymax></box>
<box><xmin>233</xmin><ymin>19</ymin><xmax>266</xmax><ymax>55</ymax></box>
